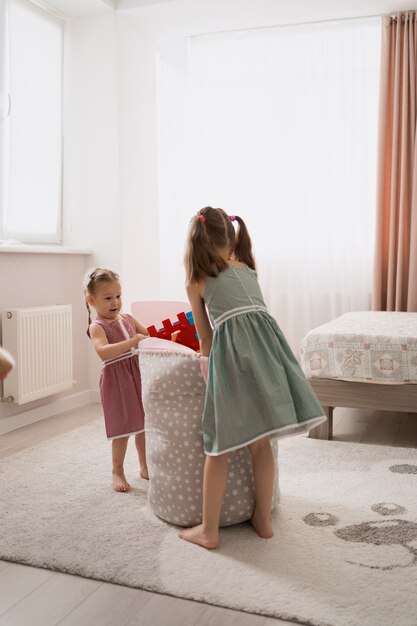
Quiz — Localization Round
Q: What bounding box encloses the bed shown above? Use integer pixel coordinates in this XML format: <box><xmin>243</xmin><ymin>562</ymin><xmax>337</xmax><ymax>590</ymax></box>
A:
<box><xmin>300</xmin><ymin>311</ymin><xmax>417</xmax><ymax>439</ymax></box>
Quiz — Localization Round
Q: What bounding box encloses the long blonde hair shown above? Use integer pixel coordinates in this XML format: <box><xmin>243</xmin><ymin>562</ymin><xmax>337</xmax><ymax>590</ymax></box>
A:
<box><xmin>184</xmin><ymin>207</ymin><xmax>256</xmax><ymax>283</ymax></box>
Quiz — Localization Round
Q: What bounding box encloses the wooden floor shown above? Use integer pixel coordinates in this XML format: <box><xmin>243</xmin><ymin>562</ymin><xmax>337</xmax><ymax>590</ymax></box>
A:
<box><xmin>0</xmin><ymin>404</ymin><xmax>416</xmax><ymax>626</ymax></box>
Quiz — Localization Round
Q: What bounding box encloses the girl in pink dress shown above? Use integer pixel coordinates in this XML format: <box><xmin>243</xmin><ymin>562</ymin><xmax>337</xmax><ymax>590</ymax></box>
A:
<box><xmin>85</xmin><ymin>268</ymin><xmax>149</xmax><ymax>492</ymax></box>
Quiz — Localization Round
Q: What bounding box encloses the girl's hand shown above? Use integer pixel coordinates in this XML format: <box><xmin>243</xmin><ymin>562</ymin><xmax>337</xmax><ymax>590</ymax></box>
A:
<box><xmin>131</xmin><ymin>333</ymin><xmax>147</xmax><ymax>348</ymax></box>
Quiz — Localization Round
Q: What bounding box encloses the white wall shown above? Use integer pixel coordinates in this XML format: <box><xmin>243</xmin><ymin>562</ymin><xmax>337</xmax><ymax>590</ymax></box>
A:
<box><xmin>63</xmin><ymin>13</ymin><xmax>121</xmax><ymax>391</ymax></box>
<box><xmin>117</xmin><ymin>25</ymin><xmax>162</xmax><ymax>307</ymax></box>
<box><xmin>63</xmin><ymin>14</ymin><xmax>120</xmax><ymax>268</ymax></box>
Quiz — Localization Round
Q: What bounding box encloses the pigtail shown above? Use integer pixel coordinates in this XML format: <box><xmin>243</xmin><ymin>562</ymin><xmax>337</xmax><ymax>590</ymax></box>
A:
<box><xmin>85</xmin><ymin>299</ymin><xmax>92</xmax><ymax>337</ymax></box>
<box><xmin>184</xmin><ymin>208</ymin><xmax>228</xmax><ymax>283</ymax></box>
<box><xmin>233</xmin><ymin>215</ymin><xmax>256</xmax><ymax>271</ymax></box>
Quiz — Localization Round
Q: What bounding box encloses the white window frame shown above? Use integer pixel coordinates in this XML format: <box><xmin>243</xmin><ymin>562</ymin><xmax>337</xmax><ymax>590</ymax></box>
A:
<box><xmin>0</xmin><ymin>0</ymin><xmax>64</xmax><ymax>244</ymax></box>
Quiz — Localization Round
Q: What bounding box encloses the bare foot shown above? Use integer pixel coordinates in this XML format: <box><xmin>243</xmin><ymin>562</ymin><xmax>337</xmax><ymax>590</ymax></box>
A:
<box><xmin>139</xmin><ymin>467</ymin><xmax>149</xmax><ymax>480</ymax></box>
<box><xmin>249</xmin><ymin>512</ymin><xmax>274</xmax><ymax>539</ymax></box>
<box><xmin>178</xmin><ymin>524</ymin><xmax>219</xmax><ymax>549</ymax></box>
<box><xmin>112</xmin><ymin>471</ymin><xmax>131</xmax><ymax>492</ymax></box>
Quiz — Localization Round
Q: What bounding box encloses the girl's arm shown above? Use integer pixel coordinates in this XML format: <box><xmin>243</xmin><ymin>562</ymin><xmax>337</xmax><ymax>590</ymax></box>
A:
<box><xmin>186</xmin><ymin>282</ymin><xmax>213</xmax><ymax>357</ymax></box>
<box><xmin>130</xmin><ymin>315</ymin><xmax>149</xmax><ymax>336</ymax></box>
<box><xmin>89</xmin><ymin>323</ymin><xmax>146</xmax><ymax>361</ymax></box>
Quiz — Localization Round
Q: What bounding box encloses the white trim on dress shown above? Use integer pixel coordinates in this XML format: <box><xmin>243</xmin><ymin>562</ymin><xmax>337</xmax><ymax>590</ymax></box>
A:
<box><xmin>204</xmin><ymin>414</ymin><xmax>326</xmax><ymax>456</ymax></box>
<box><xmin>214</xmin><ymin>305</ymin><xmax>268</xmax><ymax>326</ymax></box>
<box><xmin>103</xmin><ymin>349</ymin><xmax>138</xmax><ymax>368</ymax></box>
<box><xmin>107</xmin><ymin>428</ymin><xmax>145</xmax><ymax>441</ymax></box>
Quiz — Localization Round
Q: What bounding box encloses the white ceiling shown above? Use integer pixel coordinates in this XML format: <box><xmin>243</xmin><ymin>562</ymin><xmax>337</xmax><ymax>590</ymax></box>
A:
<box><xmin>117</xmin><ymin>0</ymin><xmax>179</xmax><ymax>8</ymax></box>
<box><xmin>35</xmin><ymin>0</ymin><xmax>179</xmax><ymax>18</ymax></box>
<box><xmin>32</xmin><ymin>0</ymin><xmax>417</xmax><ymax>21</ymax></box>
<box><xmin>33</xmin><ymin>0</ymin><xmax>113</xmax><ymax>18</ymax></box>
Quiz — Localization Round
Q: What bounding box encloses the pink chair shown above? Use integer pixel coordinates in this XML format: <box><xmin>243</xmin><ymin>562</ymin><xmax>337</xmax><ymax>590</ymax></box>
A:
<box><xmin>131</xmin><ymin>300</ymin><xmax>190</xmax><ymax>329</ymax></box>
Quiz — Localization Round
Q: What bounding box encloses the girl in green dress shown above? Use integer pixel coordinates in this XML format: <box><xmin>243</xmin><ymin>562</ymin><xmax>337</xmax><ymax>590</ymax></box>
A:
<box><xmin>179</xmin><ymin>207</ymin><xmax>325</xmax><ymax>549</ymax></box>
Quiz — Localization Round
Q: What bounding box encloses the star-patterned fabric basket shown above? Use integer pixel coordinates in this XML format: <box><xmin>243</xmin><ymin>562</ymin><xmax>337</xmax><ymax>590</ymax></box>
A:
<box><xmin>139</xmin><ymin>337</ymin><xmax>279</xmax><ymax>527</ymax></box>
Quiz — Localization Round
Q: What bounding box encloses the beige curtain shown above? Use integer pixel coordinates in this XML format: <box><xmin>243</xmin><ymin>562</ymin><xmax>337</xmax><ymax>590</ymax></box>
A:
<box><xmin>373</xmin><ymin>12</ymin><xmax>417</xmax><ymax>311</ymax></box>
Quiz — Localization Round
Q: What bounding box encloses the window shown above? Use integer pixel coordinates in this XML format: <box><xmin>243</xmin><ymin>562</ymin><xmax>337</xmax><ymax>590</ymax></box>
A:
<box><xmin>0</xmin><ymin>0</ymin><xmax>64</xmax><ymax>244</ymax></box>
<box><xmin>157</xmin><ymin>17</ymin><xmax>381</xmax><ymax>351</ymax></box>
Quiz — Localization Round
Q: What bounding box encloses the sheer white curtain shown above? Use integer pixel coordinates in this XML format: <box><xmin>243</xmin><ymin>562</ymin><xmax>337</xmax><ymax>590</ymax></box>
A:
<box><xmin>157</xmin><ymin>18</ymin><xmax>381</xmax><ymax>353</ymax></box>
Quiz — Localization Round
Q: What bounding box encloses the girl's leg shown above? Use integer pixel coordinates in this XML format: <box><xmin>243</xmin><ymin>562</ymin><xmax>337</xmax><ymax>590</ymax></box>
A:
<box><xmin>248</xmin><ymin>436</ymin><xmax>275</xmax><ymax>538</ymax></box>
<box><xmin>179</xmin><ymin>453</ymin><xmax>228</xmax><ymax>549</ymax></box>
<box><xmin>112</xmin><ymin>436</ymin><xmax>130</xmax><ymax>492</ymax></box>
<box><xmin>135</xmin><ymin>432</ymin><xmax>149</xmax><ymax>480</ymax></box>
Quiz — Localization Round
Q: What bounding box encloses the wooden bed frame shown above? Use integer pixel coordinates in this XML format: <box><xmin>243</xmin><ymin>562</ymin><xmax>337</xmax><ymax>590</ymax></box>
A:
<box><xmin>308</xmin><ymin>379</ymin><xmax>417</xmax><ymax>440</ymax></box>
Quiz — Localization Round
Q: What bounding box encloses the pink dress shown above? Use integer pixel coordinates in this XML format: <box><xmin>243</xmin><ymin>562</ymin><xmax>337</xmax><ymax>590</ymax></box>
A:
<box><xmin>92</xmin><ymin>314</ymin><xmax>145</xmax><ymax>440</ymax></box>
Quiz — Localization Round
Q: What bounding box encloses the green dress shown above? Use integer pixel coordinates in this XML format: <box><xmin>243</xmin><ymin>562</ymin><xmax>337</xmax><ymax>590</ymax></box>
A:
<box><xmin>203</xmin><ymin>266</ymin><xmax>325</xmax><ymax>455</ymax></box>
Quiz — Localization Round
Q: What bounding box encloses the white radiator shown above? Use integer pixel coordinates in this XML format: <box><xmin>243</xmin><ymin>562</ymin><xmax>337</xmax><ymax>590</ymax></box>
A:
<box><xmin>1</xmin><ymin>305</ymin><xmax>73</xmax><ymax>404</ymax></box>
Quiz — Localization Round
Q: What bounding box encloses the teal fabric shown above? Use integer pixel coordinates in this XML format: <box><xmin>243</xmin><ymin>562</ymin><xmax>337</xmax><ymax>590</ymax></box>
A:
<box><xmin>203</xmin><ymin>266</ymin><xmax>325</xmax><ymax>455</ymax></box>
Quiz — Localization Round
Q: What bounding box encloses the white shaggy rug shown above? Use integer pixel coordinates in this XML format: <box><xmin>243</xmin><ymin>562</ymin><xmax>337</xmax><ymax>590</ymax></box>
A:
<box><xmin>1</xmin><ymin>419</ymin><xmax>417</xmax><ymax>626</ymax></box>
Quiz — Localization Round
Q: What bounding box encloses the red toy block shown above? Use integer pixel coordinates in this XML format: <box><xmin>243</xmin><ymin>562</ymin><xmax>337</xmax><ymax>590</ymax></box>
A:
<box><xmin>147</xmin><ymin>324</ymin><xmax>171</xmax><ymax>341</ymax></box>
<box><xmin>147</xmin><ymin>311</ymin><xmax>199</xmax><ymax>351</ymax></box>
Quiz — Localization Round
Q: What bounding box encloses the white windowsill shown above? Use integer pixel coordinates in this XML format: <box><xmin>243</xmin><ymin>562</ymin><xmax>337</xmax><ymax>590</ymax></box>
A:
<box><xmin>0</xmin><ymin>244</ymin><xmax>92</xmax><ymax>255</ymax></box>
